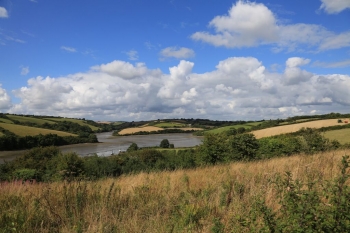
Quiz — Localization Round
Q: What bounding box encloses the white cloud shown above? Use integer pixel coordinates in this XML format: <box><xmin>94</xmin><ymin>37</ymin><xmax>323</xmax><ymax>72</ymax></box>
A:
<box><xmin>0</xmin><ymin>85</ymin><xmax>11</xmax><ymax>109</ymax></box>
<box><xmin>126</xmin><ymin>50</ymin><xmax>138</xmax><ymax>60</ymax></box>
<box><xmin>60</xmin><ymin>46</ymin><xmax>77</xmax><ymax>53</ymax></box>
<box><xmin>0</xmin><ymin>7</ymin><xmax>8</xmax><ymax>18</ymax></box>
<box><xmin>20</xmin><ymin>66</ymin><xmax>30</xmax><ymax>75</ymax></box>
<box><xmin>7</xmin><ymin>57</ymin><xmax>350</xmax><ymax>121</ymax></box>
<box><xmin>160</xmin><ymin>47</ymin><xmax>195</xmax><ymax>59</ymax></box>
<box><xmin>320</xmin><ymin>0</ymin><xmax>350</xmax><ymax>14</ymax></box>
<box><xmin>191</xmin><ymin>1</ymin><xmax>350</xmax><ymax>52</ymax></box>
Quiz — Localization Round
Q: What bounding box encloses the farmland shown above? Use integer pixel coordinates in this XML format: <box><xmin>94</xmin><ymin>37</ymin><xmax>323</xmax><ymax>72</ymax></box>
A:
<box><xmin>6</xmin><ymin>115</ymin><xmax>56</xmax><ymax>125</ymax></box>
<box><xmin>252</xmin><ymin>119</ymin><xmax>347</xmax><ymax>139</ymax></box>
<box><xmin>0</xmin><ymin>123</ymin><xmax>76</xmax><ymax>137</ymax></box>
<box><xmin>324</xmin><ymin>128</ymin><xmax>350</xmax><ymax>144</ymax></box>
<box><xmin>204</xmin><ymin>122</ymin><xmax>261</xmax><ymax>134</ymax></box>
<box><xmin>43</xmin><ymin>117</ymin><xmax>100</xmax><ymax>131</ymax></box>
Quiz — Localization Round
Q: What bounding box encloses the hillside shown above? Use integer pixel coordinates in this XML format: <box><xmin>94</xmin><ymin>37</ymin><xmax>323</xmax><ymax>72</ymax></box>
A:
<box><xmin>252</xmin><ymin>119</ymin><xmax>348</xmax><ymax>139</ymax></box>
<box><xmin>1</xmin><ymin>149</ymin><xmax>350</xmax><ymax>232</ymax></box>
<box><xmin>0</xmin><ymin>122</ymin><xmax>76</xmax><ymax>137</ymax></box>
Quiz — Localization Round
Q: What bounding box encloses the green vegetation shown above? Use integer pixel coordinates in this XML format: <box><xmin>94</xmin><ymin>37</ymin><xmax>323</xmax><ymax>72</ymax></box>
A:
<box><xmin>0</xmin><ymin>123</ymin><xmax>76</xmax><ymax>137</ymax></box>
<box><xmin>324</xmin><ymin>128</ymin><xmax>350</xmax><ymax>144</ymax></box>
<box><xmin>43</xmin><ymin>117</ymin><xmax>100</xmax><ymax>131</ymax></box>
<box><xmin>153</xmin><ymin>122</ymin><xmax>187</xmax><ymax>128</ymax></box>
<box><xmin>6</xmin><ymin>114</ymin><xmax>56</xmax><ymax>125</ymax></box>
<box><xmin>205</xmin><ymin>122</ymin><xmax>260</xmax><ymax>134</ymax></box>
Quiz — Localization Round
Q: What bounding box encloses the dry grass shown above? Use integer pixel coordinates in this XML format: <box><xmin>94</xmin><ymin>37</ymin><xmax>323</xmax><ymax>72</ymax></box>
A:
<box><xmin>118</xmin><ymin>126</ymin><xmax>164</xmax><ymax>135</ymax></box>
<box><xmin>252</xmin><ymin>119</ymin><xmax>347</xmax><ymax>139</ymax></box>
<box><xmin>0</xmin><ymin>123</ymin><xmax>76</xmax><ymax>137</ymax></box>
<box><xmin>1</xmin><ymin>149</ymin><xmax>349</xmax><ymax>232</ymax></box>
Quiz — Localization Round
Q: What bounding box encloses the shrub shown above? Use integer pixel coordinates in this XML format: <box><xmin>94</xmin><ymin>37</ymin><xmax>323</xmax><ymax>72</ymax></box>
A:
<box><xmin>160</xmin><ymin>139</ymin><xmax>170</xmax><ymax>148</ymax></box>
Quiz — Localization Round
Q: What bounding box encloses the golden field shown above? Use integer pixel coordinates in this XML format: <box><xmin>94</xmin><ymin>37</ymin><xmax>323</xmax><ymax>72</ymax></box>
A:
<box><xmin>252</xmin><ymin>119</ymin><xmax>348</xmax><ymax>139</ymax></box>
<box><xmin>1</xmin><ymin>149</ymin><xmax>349</xmax><ymax>232</ymax></box>
<box><xmin>118</xmin><ymin>126</ymin><xmax>202</xmax><ymax>135</ymax></box>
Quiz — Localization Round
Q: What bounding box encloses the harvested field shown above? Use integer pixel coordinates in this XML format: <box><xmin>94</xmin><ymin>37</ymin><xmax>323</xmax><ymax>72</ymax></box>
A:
<box><xmin>252</xmin><ymin>119</ymin><xmax>347</xmax><ymax>139</ymax></box>
<box><xmin>118</xmin><ymin>126</ymin><xmax>203</xmax><ymax>135</ymax></box>
<box><xmin>0</xmin><ymin>123</ymin><xmax>77</xmax><ymax>137</ymax></box>
<box><xmin>118</xmin><ymin>126</ymin><xmax>164</xmax><ymax>135</ymax></box>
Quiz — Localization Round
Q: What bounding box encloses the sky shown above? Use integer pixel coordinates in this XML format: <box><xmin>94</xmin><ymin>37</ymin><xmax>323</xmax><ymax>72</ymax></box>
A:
<box><xmin>0</xmin><ymin>0</ymin><xmax>350</xmax><ymax>121</ymax></box>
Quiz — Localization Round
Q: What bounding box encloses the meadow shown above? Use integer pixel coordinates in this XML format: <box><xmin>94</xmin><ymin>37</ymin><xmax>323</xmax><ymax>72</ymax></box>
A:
<box><xmin>6</xmin><ymin>115</ymin><xmax>56</xmax><ymax>125</ymax></box>
<box><xmin>324</xmin><ymin>128</ymin><xmax>350</xmax><ymax>144</ymax></box>
<box><xmin>1</xmin><ymin>149</ymin><xmax>349</xmax><ymax>232</ymax></box>
<box><xmin>206</xmin><ymin>122</ymin><xmax>261</xmax><ymax>134</ymax></box>
<box><xmin>0</xmin><ymin>123</ymin><xmax>76</xmax><ymax>137</ymax></box>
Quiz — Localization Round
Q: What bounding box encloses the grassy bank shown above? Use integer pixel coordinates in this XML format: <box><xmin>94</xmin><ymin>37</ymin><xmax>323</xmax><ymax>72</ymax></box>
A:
<box><xmin>1</xmin><ymin>149</ymin><xmax>350</xmax><ymax>232</ymax></box>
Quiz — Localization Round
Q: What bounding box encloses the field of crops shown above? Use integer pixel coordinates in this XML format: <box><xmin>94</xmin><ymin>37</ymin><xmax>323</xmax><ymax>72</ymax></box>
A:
<box><xmin>323</xmin><ymin>128</ymin><xmax>350</xmax><ymax>144</ymax></box>
<box><xmin>6</xmin><ymin>115</ymin><xmax>56</xmax><ymax>125</ymax></box>
<box><xmin>206</xmin><ymin>122</ymin><xmax>261</xmax><ymax>134</ymax></box>
<box><xmin>0</xmin><ymin>123</ymin><xmax>76</xmax><ymax>137</ymax></box>
<box><xmin>252</xmin><ymin>119</ymin><xmax>346</xmax><ymax>139</ymax></box>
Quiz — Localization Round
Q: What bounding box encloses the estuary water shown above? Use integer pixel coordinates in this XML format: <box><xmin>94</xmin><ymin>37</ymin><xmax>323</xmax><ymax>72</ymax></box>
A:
<box><xmin>0</xmin><ymin>132</ymin><xmax>203</xmax><ymax>162</ymax></box>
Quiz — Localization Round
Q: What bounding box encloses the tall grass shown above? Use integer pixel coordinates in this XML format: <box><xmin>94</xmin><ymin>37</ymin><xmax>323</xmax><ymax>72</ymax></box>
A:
<box><xmin>1</xmin><ymin>149</ymin><xmax>349</xmax><ymax>232</ymax></box>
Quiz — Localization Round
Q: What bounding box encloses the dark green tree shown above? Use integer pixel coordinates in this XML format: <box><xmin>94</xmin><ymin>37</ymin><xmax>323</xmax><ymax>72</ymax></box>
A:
<box><xmin>127</xmin><ymin>142</ymin><xmax>139</xmax><ymax>152</ymax></box>
<box><xmin>160</xmin><ymin>139</ymin><xmax>170</xmax><ymax>148</ymax></box>
<box><xmin>228</xmin><ymin>133</ymin><xmax>259</xmax><ymax>161</ymax></box>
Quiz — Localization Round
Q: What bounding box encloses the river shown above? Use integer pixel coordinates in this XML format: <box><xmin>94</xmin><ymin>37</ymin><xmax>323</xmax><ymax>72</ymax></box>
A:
<box><xmin>0</xmin><ymin>132</ymin><xmax>203</xmax><ymax>163</ymax></box>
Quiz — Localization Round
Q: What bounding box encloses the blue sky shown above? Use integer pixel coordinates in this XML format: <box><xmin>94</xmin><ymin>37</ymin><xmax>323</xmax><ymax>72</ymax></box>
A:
<box><xmin>0</xmin><ymin>0</ymin><xmax>350</xmax><ymax>121</ymax></box>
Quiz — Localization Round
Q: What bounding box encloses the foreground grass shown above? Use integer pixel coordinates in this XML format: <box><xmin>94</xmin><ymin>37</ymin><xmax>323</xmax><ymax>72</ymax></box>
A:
<box><xmin>1</xmin><ymin>149</ymin><xmax>350</xmax><ymax>232</ymax></box>
<box><xmin>0</xmin><ymin>123</ymin><xmax>76</xmax><ymax>137</ymax></box>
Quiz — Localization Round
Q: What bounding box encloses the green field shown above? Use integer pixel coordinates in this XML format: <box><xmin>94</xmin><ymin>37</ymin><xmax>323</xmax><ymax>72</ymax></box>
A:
<box><xmin>154</xmin><ymin>122</ymin><xmax>187</xmax><ymax>128</ymax></box>
<box><xmin>0</xmin><ymin>118</ymin><xmax>13</xmax><ymax>124</ymax></box>
<box><xmin>43</xmin><ymin>117</ymin><xmax>100</xmax><ymax>131</ymax></box>
<box><xmin>206</xmin><ymin>122</ymin><xmax>261</xmax><ymax>134</ymax></box>
<box><xmin>0</xmin><ymin>123</ymin><xmax>76</xmax><ymax>137</ymax></box>
<box><xmin>324</xmin><ymin>128</ymin><xmax>350</xmax><ymax>144</ymax></box>
<box><xmin>6</xmin><ymin>115</ymin><xmax>56</xmax><ymax>125</ymax></box>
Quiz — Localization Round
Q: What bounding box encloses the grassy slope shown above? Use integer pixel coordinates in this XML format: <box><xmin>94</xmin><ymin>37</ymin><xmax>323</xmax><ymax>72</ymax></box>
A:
<box><xmin>0</xmin><ymin>123</ymin><xmax>76</xmax><ymax>137</ymax></box>
<box><xmin>6</xmin><ymin>115</ymin><xmax>56</xmax><ymax>125</ymax></box>
<box><xmin>44</xmin><ymin>117</ymin><xmax>99</xmax><ymax>131</ymax></box>
<box><xmin>1</xmin><ymin>149</ymin><xmax>349</xmax><ymax>232</ymax></box>
<box><xmin>324</xmin><ymin>128</ymin><xmax>350</xmax><ymax>144</ymax></box>
<box><xmin>154</xmin><ymin>122</ymin><xmax>187</xmax><ymax>128</ymax></box>
<box><xmin>0</xmin><ymin>118</ymin><xmax>14</xmax><ymax>124</ymax></box>
<box><xmin>206</xmin><ymin>122</ymin><xmax>261</xmax><ymax>134</ymax></box>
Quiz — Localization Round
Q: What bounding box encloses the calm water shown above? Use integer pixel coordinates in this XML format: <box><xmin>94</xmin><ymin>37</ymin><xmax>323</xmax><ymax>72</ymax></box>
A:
<box><xmin>0</xmin><ymin>132</ymin><xmax>203</xmax><ymax>162</ymax></box>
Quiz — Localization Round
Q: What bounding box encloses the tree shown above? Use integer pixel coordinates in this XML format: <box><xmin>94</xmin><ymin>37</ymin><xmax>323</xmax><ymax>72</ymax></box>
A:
<box><xmin>160</xmin><ymin>139</ymin><xmax>170</xmax><ymax>148</ymax></box>
<box><xmin>197</xmin><ymin>133</ymin><xmax>229</xmax><ymax>165</ymax></box>
<box><xmin>228</xmin><ymin>133</ymin><xmax>259</xmax><ymax>161</ymax></box>
<box><xmin>127</xmin><ymin>142</ymin><xmax>139</xmax><ymax>152</ymax></box>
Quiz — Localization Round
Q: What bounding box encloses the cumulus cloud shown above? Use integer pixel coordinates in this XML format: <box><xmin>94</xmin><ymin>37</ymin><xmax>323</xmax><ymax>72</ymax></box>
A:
<box><xmin>160</xmin><ymin>47</ymin><xmax>195</xmax><ymax>59</ymax></box>
<box><xmin>0</xmin><ymin>85</ymin><xmax>11</xmax><ymax>109</ymax></box>
<box><xmin>7</xmin><ymin>57</ymin><xmax>350</xmax><ymax>121</ymax></box>
<box><xmin>60</xmin><ymin>46</ymin><xmax>77</xmax><ymax>53</ymax></box>
<box><xmin>0</xmin><ymin>7</ymin><xmax>8</xmax><ymax>18</ymax></box>
<box><xmin>191</xmin><ymin>0</ymin><xmax>350</xmax><ymax>52</ymax></box>
<box><xmin>20</xmin><ymin>66</ymin><xmax>30</xmax><ymax>76</ymax></box>
<box><xmin>320</xmin><ymin>0</ymin><xmax>350</xmax><ymax>14</ymax></box>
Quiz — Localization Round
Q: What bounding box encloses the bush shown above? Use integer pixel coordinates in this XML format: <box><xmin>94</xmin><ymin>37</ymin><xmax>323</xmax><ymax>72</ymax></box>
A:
<box><xmin>228</xmin><ymin>133</ymin><xmax>259</xmax><ymax>161</ymax></box>
<box><xmin>127</xmin><ymin>142</ymin><xmax>139</xmax><ymax>152</ymax></box>
<box><xmin>160</xmin><ymin>139</ymin><xmax>170</xmax><ymax>148</ymax></box>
